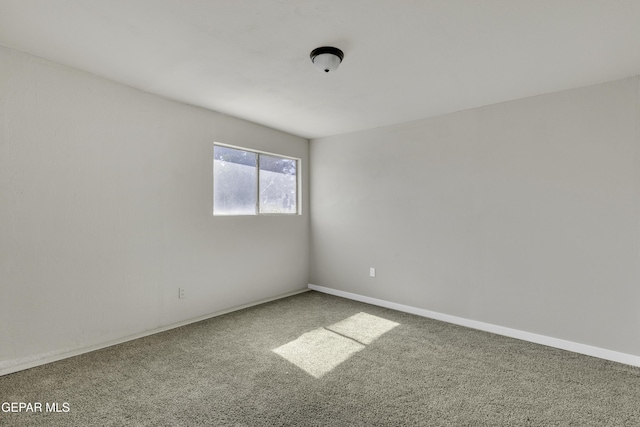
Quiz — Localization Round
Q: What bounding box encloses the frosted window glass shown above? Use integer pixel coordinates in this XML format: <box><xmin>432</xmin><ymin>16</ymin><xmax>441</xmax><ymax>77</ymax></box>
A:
<box><xmin>259</xmin><ymin>155</ymin><xmax>297</xmax><ymax>214</ymax></box>
<box><xmin>214</xmin><ymin>146</ymin><xmax>257</xmax><ymax>215</ymax></box>
<box><xmin>213</xmin><ymin>144</ymin><xmax>298</xmax><ymax>216</ymax></box>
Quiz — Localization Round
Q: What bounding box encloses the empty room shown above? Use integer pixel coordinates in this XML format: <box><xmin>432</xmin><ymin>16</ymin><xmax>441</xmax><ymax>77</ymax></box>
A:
<box><xmin>1</xmin><ymin>1</ymin><xmax>640</xmax><ymax>426</ymax></box>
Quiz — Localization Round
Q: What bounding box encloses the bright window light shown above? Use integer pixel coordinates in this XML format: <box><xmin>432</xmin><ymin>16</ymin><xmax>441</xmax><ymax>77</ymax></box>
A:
<box><xmin>259</xmin><ymin>154</ymin><xmax>297</xmax><ymax>214</ymax></box>
<box><xmin>213</xmin><ymin>144</ymin><xmax>298</xmax><ymax>216</ymax></box>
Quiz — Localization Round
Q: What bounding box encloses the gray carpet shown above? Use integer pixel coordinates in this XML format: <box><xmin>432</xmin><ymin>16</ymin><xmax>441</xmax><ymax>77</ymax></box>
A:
<box><xmin>1</xmin><ymin>291</ymin><xmax>639</xmax><ymax>426</ymax></box>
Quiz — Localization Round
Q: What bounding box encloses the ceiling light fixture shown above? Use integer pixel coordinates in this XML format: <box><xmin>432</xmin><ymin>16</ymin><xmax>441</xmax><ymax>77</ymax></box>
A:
<box><xmin>310</xmin><ymin>46</ymin><xmax>344</xmax><ymax>73</ymax></box>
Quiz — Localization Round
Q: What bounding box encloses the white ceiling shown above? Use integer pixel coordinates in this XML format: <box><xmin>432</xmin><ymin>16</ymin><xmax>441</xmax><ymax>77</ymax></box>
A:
<box><xmin>2</xmin><ymin>1</ymin><xmax>640</xmax><ymax>139</ymax></box>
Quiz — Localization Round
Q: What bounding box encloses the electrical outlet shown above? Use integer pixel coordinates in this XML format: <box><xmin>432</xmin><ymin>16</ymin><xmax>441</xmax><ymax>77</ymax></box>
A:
<box><xmin>179</xmin><ymin>288</ymin><xmax>186</xmax><ymax>299</ymax></box>
<box><xmin>369</xmin><ymin>267</ymin><xmax>376</xmax><ymax>278</ymax></box>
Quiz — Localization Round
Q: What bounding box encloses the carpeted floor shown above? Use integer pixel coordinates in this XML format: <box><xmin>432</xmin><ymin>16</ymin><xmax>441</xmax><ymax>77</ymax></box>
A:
<box><xmin>1</xmin><ymin>290</ymin><xmax>639</xmax><ymax>426</ymax></box>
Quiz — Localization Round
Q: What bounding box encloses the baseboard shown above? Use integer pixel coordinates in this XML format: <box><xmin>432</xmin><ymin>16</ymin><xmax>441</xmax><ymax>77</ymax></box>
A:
<box><xmin>308</xmin><ymin>284</ymin><xmax>640</xmax><ymax>368</ymax></box>
<box><xmin>0</xmin><ymin>288</ymin><xmax>309</xmax><ymax>377</ymax></box>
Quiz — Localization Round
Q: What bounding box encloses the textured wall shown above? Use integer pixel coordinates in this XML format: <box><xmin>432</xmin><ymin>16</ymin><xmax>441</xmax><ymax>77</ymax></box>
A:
<box><xmin>0</xmin><ymin>45</ymin><xmax>309</xmax><ymax>372</ymax></box>
<box><xmin>310</xmin><ymin>77</ymin><xmax>640</xmax><ymax>357</ymax></box>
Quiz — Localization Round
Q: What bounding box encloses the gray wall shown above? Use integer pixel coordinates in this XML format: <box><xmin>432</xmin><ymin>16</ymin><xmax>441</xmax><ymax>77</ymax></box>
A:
<box><xmin>310</xmin><ymin>76</ymin><xmax>640</xmax><ymax>357</ymax></box>
<box><xmin>0</xmin><ymin>45</ymin><xmax>309</xmax><ymax>372</ymax></box>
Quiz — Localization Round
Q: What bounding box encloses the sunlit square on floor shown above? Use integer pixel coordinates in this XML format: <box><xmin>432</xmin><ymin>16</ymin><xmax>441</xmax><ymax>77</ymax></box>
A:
<box><xmin>272</xmin><ymin>312</ymin><xmax>400</xmax><ymax>378</ymax></box>
<box><xmin>272</xmin><ymin>327</ymin><xmax>365</xmax><ymax>378</ymax></box>
<box><xmin>327</xmin><ymin>312</ymin><xmax>400</xmax><ymax>344</ymax></box>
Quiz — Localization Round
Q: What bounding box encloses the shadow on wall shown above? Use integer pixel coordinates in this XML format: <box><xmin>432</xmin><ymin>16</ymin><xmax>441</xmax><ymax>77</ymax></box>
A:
<box><xmin>272</xmin><ymin>312</ymin><xmax>400</xmax><ymax>378</ymax></box>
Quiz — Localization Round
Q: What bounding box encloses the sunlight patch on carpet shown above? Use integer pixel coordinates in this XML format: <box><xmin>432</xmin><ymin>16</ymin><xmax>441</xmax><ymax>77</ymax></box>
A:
<box><xmin>272</xmin><ymin>328</ymin><xmax>365</xmax><ymax>378</ymax></box>
<box><xmin>327</xmin><ymin>312</ymin><xmax>399</xmax><ymax>344</ymax></box>
<box><xmin>272</xmin><ymin>312</ymin><xmax>400</xmax><ymax>378</ymax></box>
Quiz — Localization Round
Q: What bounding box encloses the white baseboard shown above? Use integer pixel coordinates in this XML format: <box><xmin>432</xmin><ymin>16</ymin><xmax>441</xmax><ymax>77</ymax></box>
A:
<box><xmin>0</xmin><ymin>288</ymin><xmax>309</xmax><ymax>377</ymax></box>
<box><xmin>308</xmin><ymin>284</ymin><xmax>640</xmax><ymax>368</ymax></box>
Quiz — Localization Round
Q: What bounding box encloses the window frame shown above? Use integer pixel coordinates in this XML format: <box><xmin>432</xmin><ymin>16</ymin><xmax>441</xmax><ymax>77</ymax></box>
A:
<box><xmin>213</xmin><ymin>142</ymin><xmax>301</xmax><ymax>216</ymax></box>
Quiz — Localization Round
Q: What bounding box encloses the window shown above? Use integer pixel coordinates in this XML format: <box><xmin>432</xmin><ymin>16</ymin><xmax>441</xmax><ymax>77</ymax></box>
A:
<box><xmin>214</xmin><ymin>144</ymin><xmax>298</xmax><ymax>215</ymax></box>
